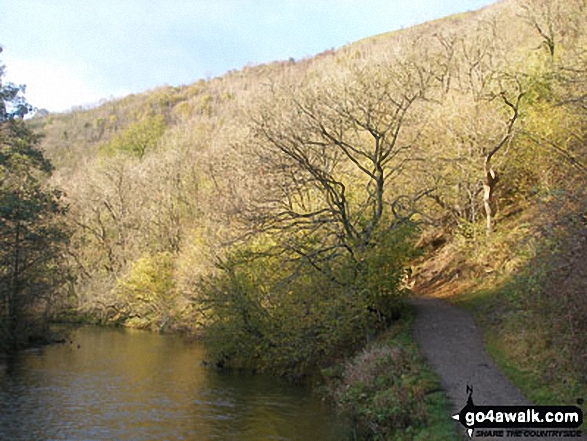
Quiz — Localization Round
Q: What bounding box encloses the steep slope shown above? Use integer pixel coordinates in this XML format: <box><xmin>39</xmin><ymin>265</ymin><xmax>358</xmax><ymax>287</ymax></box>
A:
<box><xmin>27</xmin><ymin>0</ymin><xmax>587</xmax><ymax>434</ymax></box>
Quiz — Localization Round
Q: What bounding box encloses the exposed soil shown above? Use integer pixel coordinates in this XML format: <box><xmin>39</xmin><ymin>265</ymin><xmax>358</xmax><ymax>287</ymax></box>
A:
<box><xmin>411</xmin><ymin>296</ymin><xmax>585</xmax><ymax>441</ymax></box>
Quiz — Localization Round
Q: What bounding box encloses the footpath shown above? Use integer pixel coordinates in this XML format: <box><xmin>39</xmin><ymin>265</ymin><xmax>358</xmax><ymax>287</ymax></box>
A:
<box><xmin>411</xmin><ymin>296</ymin><xmax>585</xmax><ymax>441</ymax></box>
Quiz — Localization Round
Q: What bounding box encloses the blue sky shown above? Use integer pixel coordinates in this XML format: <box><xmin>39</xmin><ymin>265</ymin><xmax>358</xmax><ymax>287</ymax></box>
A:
<box><xmin>1</xmin><ymin>0</ymin><xmax>495</xmax><ymax>112</ymax></box>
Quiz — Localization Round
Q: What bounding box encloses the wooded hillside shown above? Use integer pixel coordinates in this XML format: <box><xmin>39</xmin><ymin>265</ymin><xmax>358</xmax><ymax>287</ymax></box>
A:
<box><xmin>28</xmin><ymin>0</ymin><xmax>586</xmax><ymax>394</ymax></box>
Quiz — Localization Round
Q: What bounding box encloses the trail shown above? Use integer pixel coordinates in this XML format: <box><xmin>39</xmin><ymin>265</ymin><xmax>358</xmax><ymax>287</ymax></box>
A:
<box><xmin>411</xmin><ymin>296</ymin><xmax>584</xmax><ymax>441</ymax></box>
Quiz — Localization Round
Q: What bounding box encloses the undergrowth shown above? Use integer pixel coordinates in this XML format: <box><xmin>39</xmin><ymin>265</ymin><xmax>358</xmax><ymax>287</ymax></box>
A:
<box><xmin>453</xmin><ymin>204</ymin><xmax>587</xmax><ymax>408</ymax></box>
<box><xmin>321</xmin><ymin>309</ymin><xmax>458</xmax><ymax>441</ymax></box>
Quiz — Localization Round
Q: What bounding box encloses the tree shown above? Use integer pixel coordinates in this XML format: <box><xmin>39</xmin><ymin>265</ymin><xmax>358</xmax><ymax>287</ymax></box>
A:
<box><xmin>100</xmin><ymin>114</ymin><xmax>166</xmax><ymax>159</ymax></box>
<box><xmin>424</xmin><ymin>20</ymin><xmax>526</xmax><ymax>237</ymax></box>
<box><xmin>247</xmin><ymin>49</ymin><xmax>439</xmax><ymax>274</ymax></box>
<box><xmin>518</xmin><ymin>0</ymin><xmax>586</xmax><ymax>59</ymax></box>
<box><xmin>115</xmin><ymin>252</ymin><xmax>178</xmax><ymax>330</ymax></box>
<box><xmin>0</xmin><ymin>47</ymin><xmax>33</xmax><ymax>121</ymax></box>
<box><xmin>0</xmin><ymin>53</ymin><xmax>69</xmax><ymax>350</ymax></box>
<box><xmin>196</xmin><ymin>49</ymin><xmax>440</xmax><ymax>374</ymax></box>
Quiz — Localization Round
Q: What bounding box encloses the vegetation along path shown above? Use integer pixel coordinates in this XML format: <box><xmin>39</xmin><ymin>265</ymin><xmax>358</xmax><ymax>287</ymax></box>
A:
<box><xmin>411</xmin><ymin>296</ymin><xmax>585</xmax><ymax>441</ymax></box>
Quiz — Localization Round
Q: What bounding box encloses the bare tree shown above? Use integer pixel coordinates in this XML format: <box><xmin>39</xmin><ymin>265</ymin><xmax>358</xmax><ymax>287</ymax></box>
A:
<box><xmin>244</xmin><ymin>49</ymin><xmax>442</xmax><ymax>274</ymax></box>
<box><xmin>426</xmin><ymin>18</ymin><xmax>526</xmax><ymax>236</ymax></box>
<box><xmin>483</xmin><ymin>84</ymin><xmax>524</xmax><ymax>235</ymax></box>
<box><xmin>518</xmin><ymin>0</ymin><xmax>586</xmax><ymax>58</ymax></box>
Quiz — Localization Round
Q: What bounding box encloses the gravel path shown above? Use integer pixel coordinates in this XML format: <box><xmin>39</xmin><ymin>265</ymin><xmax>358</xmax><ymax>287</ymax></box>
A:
<box><xmin>411</xmin><ymin>296</ymin><xmax>584</xmax><ymax>441</ymax></box>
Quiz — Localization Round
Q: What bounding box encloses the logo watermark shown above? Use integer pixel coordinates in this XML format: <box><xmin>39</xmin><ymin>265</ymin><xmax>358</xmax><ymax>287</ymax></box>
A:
<box><xmin>452</xmin><ymin>385</ymin><xmax>583</xmax><ymax>438</ymax></box>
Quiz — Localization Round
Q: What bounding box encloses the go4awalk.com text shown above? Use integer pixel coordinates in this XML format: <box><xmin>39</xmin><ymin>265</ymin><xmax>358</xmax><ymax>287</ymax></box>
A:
<box><xmin>452</xmin><ymin>386</ymin><xmax>583</xmax><ymax>438</ymax></box>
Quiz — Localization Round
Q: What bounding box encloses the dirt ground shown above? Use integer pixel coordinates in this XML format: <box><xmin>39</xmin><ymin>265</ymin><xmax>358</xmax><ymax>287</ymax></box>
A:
<box><xmin>411</xmin><ymin>296</ymin><xmax>584</xmax><ymax>441</ymax></box>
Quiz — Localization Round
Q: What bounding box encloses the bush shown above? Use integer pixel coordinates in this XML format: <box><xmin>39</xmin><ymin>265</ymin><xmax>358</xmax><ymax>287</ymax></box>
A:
<box><xmin>199</xmin><ymin>224</ymin><xmax>417</xmax><ymax>378</ymax></box>
<box><xmin>100</xmin><ymin>114</ymin><xmax>166</xmax><ymax>158</ymax></box>
<box><xmin>354</xmin><ymin>223</ymin><xmax>419</xmax><ymax>325</ymax></box>
<box><xmin>115</xmin><ymin>252</ymin><xmax>178</xmax><ymax>330</ymax></box>
<box><xmin>495</xmin><ymin>214</ymin><xmax>587</xmax><ymax>399</ymax></box>
<box><xmin>322</xmin><ymin>313</ymin><xmax>456</xmax><ymax>440</ymax></box>
<box><xmin>335</xmin><ymin>344</ymin><xmax>427</xmax><ymax>436</ymax></box>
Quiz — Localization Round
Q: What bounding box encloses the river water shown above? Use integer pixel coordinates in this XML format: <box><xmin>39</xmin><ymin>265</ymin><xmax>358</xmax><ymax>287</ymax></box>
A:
<box><xmin>0</xmin><ymin>326</ymin><xmax>348</xmax><ymax>441</ymax></box>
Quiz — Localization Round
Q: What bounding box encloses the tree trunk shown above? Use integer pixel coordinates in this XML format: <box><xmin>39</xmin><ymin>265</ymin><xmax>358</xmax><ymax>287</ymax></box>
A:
<box><xmin>481</xmin><ymin>89</ymin><xmax>523</xmax><ymax>237</ymax></box>
<box><xmin>483</xmin><ymin>159</ymin><xmax>499</xmax><ymax>236</ymax></box>
<box><xmin>8</xmin><ymin>219</ymin><xmax>21</xmax><ymax>349</ymax></box>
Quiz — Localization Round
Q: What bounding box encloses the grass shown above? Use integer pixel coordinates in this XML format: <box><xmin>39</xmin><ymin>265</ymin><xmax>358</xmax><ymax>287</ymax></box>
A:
<box><xmin>321</xmin><ymin>307</ymin><xmax>459</xmax><ymax>441</ymax></box>
<box><xmin>457</xmin><ymin>279</ymin><xmax>586</xmax><ymax>406</ymax></box>
<box><xmin>413</xmin><ymin>200</ymin><xmax>587</xmax><ymax>432</ymax></box>
<box><xmin>450</xmin><ymin>218</ymin><xmax>587</xmax><ymax>436</ymax></box>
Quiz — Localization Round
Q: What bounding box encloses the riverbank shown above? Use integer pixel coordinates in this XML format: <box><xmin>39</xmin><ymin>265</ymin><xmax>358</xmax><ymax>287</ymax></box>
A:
<box><xmin>51</xmin><ymin>303</ymin><xmax>459</xmax><ymax>440</ymax></box>
<box><xmin>0</xmin><ymin>325</ymin><xmax>347</xmax><ymax>441</ymax></box>
<box><xmin>320</xmin><ymin>307</ymin><xmax>458</xmax><ymax>440</ymax></box>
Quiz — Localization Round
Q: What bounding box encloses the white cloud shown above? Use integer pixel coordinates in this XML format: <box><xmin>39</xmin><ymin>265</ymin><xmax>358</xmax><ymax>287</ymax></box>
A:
<box><xmin>3</xmin><ymin>56</ymin><xmax>118</xmax><ymax>113</ymax></box>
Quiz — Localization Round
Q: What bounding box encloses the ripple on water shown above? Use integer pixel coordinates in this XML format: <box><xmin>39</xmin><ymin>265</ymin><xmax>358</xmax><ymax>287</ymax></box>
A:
<box><xmin>0</xmin><ymin>327</ymin><xmax>348</xmax><ymax>441</ymax></box>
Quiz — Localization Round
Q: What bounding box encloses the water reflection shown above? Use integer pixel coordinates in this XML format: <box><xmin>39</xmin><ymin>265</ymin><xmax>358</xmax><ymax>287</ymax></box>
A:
<box><xmin>0</xmin><ymin>326</ymin><xmax>347</xmax><ymax>441</ymax></box>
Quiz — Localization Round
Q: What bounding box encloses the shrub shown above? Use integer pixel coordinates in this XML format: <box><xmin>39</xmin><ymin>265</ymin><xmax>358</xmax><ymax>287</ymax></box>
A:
<box><xmin>115</xmin><ymin>252</ymin><xmax>178</xmax><ymax>330</ymax></box>
<box><xmin>322</xmin><ymin>314</ymin><xmax>455</xmax><ymax>440</ymax></box>
<box><xmin>199</xmin><ymin>224</ymin><xmax>417</xmax><ymax>378</ymax></box>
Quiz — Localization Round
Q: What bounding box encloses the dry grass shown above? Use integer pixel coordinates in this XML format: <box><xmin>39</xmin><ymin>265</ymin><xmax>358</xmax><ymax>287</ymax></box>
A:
<box><xmin>322</xmin><ymin>312</ymin><xmax>458</xmax><ymax>440</ymax></box>
<box><xmin>411</xmin><ymin>192</ymin><xmax>587</xmax><ymax>404</ymax></box>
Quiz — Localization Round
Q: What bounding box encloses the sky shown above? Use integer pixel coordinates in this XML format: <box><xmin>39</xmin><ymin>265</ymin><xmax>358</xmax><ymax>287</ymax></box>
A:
<box><xmin>1</xmin><ymin>0</ymin><xmax>495</xmax><ymax>113</ymax></box>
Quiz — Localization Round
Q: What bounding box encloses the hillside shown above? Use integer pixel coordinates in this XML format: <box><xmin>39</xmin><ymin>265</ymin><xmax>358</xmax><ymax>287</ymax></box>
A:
<box><xmin>21</xmin><ymin>0</ymin><xmax>587</xmax><ymax>437</ymax></box>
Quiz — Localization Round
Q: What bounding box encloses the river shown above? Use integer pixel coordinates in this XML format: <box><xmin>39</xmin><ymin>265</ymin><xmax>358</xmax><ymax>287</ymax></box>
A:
<box><xmin>0</xmin><ymin>326</ymin><xmax>348</xmax><ymax>441</ymax></box>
